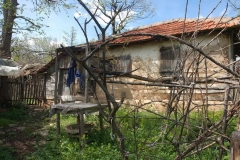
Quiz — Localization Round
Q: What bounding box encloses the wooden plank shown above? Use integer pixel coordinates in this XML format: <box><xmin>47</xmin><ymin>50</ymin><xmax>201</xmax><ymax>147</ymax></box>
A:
<box><xmin>33</xmin><ymin>84</ymin><xmax>36</xmax><ymax>105</ymax></box>
<box><xmin>37</xmin><ymin>81</ymin><xmax>41</xmax><ymax>106</ymax></box>
<box><xmin>38</xmin><ymin>82</ymin><xmax>41</xmax><ymax>105</ymax></box>
<box><xmin>24</xmin><ymin>83</ymin><xmax>27</xmax><ymax>99</ymax></box>
<box><xmin>8</xmin><ymin>82</ymin><xmax>12</xmax><ymax>101</ymax></box>
<box><xmin>54</xmin><ymin>50</ymin><xmax>59</xmax><ymax>105</ymax></box>
<box><xmin>42</xmin><ymin>74</ymin><xmax>47</xmax><ymax>104</ymax></box>
<box><xmin>57</xmin><ymin>113</ymin><xmax>60</xmax><ymax>135</ymax></box>
<box><xmin>230</xmin><ymin>131</ymin><xmax>240</xmax><ymax>160</ymax></box>
<box><xmin>33</xmin><ymin>79</ymin><xmax>37</xmax><ymax>105</ymax></box>
<box><xmin>32</xmin><ymin>81</ymin><xmax>34</xmax><ymax>104</ymax></box>
<box><xmin>9</xmin><ymin>82</ymin><xmax>13</xmax><ymax>103</ymax></box>
<box><xmin>17</xmin><ymin>82</ymin><xmax>20</xmax><ymax>101</ymax></box>
<box><xmin>30</xmin><ymin>82</ymin><xmax>34</xmax><ymax>104</ymax></box>
<box><xmin>38</xmin><ymin>77</ymin><xmax>42</xmax><ymax>105</ymax></box>
<box><xmin>11</xmin><ymin>82</ymin><xmax>14</xmax><ymax>101</ymax></box>
<box><xmin>78</xmin><ymin>114</ymin><xmax>84</xmax><ymax>141</ymax></box>
<box><xmin>20</xmin><ymin>82</ymin><xmax>24</xmax><ymax>101</ymax></box>
<box><xmin>36</xmin><ymin>77</ymin><xmax>40</xmax><ymax>105</ymax></box>
<box><xmin>99</xmin><ymin>112</ymin><xmax>104</xmax><ymax>130</ymax></box>
<box><xmin>59</xmin><ymin>95</ymin><xmax>85</xmax><ymax>102</ymax></box>
<box><xmin>14</xmin><ymin>83</ymin><xmax>16</xmax><ymax>101</ymax></box>
<box><xmin>58</xmin><ymin>69</ymin><xmax>63</xmax><ymax>96</ymax></box>
<box><xmin>27</xmin><ymin>82</ymin><xmax>31</xmax><ymax>104</ymax></box>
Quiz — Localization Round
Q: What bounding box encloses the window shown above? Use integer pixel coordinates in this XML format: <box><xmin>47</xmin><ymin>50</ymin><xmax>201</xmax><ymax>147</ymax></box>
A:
<box><xmin>102</xmin><ymin>55</ymin><xmax>132</xmax><ymax>73</ymax></box>
<box><xmin>113</xmin><ymin>55</ymin><xmax>131</xmax><ymax>72</ymax></box>
<box><xmin>160</xmin><ymin>46</ymin><xmax>180</xmax><ymax>76</ymax></box>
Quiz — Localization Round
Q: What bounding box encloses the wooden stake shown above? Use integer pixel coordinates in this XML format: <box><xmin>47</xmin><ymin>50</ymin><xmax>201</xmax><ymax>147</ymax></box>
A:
<box><xmin>230</xmin><ymin>130</ymin><xmax>240</xmax><ymax>160</ymax></box>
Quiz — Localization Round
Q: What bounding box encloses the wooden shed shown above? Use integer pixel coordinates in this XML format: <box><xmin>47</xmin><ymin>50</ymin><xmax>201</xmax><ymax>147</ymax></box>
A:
<box><xmin>36</xmin><ymin>46</ymin><xmax>99</xmax><ymax>103</ymax></box>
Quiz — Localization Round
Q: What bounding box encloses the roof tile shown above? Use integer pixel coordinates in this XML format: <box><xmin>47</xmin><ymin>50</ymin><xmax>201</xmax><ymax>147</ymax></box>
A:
<box><xmin>110</xmin><ymin>17</ymin><xmax>240</xmax><ymax>44</ymax></box>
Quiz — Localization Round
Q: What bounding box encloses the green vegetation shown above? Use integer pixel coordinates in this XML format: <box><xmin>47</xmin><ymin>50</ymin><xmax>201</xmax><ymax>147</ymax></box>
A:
<box><xmin>0</xmin><ymin>146</ymin><xmax>15</xmax><ymax>160</ymax></box>
<box><xmin>25</xmin><ymin>114</ymin><xmax>121</xmax><ymax>160</ymax></box>
<box><xmin>25</xmin><ymin>107</ymin><xmax>236</xmax><ymax>160</ymax></box>
<box><xmin>0</xmin><ymin>105</ymin><xmax>237</xmax><ymax>159</ymax></box>
<box><xmin>0</xmin><ymin>104</ymin><xmax>29</xmax><ymax>159</ymax></box>
<box><xmin>0</xmin><ymin>103</ymin><xmax>28</xmax><ymax>127</ymax></box>
<box><xmin>0</xmin><ymin>118</ymin><xmax>16</xmax><ymax>127</ymax></box>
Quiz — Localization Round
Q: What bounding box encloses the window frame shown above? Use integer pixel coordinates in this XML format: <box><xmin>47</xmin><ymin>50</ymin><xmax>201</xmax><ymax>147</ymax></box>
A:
<box><xmin>102</xmin><ymin>55</ymin><xmax>132</xmax><ymax>73</ymax></box>
<box><xmin>113</xmin><ymin>55</ymin><xmax>132</xmax><ymax>72</ymax></box>
<box><xmin>159</xmin><ymin>46</ymin><xmax>180</xmax><ymax>77</ymax></box>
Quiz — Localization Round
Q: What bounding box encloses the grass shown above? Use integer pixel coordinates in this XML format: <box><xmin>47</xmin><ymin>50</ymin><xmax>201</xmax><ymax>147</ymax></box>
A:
<box><xmin>0</xmin><ymin>104</ymin><xmax>237</xmax><ymax>160</ymax></box>
<box><xmin>0</xmin><ymin>104</ymin><xmax>30</xmax><ymax>160</ymax></box>
<box><xmin>25</xmin><ymin>115</ymin><xmax>121</xmax><ymax>160</ymax></box>
<box><xmin>0</xmin><ymin>103</ymin><xmax>49</xmax><ymax>159</ymax></box>
<box><xmin>0</xmin><ymin>117</ymin><xmax>16</xmax><ymax>127</ymax></box>
<box><xmin>27</xmin><ymin>108</ymin><xmax>237</xmax><ymax>159</ymax></box>
<box><xmin>0</xmin><ymin>103</ymin><xmax>28</xmax><ymax>124</ymax></box>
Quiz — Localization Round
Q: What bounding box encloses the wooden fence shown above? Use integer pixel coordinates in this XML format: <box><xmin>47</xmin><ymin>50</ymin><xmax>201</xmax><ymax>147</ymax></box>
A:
<box><xmin>7</xmin><ymin>75</ymin><xmax>45</xmax><ymax>106</ymax></box>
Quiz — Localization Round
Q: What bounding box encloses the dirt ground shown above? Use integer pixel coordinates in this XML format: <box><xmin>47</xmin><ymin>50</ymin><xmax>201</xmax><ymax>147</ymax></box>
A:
<box><xmin>0</xmin><ymin>105</ymin><xmax>50</xmax><ymax>160</ymax></box>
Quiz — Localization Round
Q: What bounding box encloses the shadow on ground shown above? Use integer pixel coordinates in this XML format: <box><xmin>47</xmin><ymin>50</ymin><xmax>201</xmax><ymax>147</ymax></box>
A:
<box><xmin>0</xmin><ymin>105</ymin><xmax>51</xmax><ymax>160</ymax></box>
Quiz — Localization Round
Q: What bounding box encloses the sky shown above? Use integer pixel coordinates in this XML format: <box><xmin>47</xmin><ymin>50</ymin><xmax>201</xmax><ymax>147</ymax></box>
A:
<box><xmin>19</xmin><ymin>0</ymin><xmax>238</xmax><ymax>45</ymax></box>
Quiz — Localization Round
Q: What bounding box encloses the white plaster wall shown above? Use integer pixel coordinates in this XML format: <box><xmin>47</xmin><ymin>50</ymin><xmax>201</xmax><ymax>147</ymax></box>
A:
<box><xmin>107</xmin><ymin>40</ymin><xmax>180</xmax><ymax>79</ymax></box>
<box><xmin>106</xmin><ymin>33</ymin><xmax>229</xmax><ymax>79</ymax></box>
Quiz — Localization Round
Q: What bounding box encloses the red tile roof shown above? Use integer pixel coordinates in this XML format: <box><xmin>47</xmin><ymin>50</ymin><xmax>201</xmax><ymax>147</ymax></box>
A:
<box><xmin>110</xmin><ymin>17</ymin><xmax>240</xmax><ymax>44</ymax></box>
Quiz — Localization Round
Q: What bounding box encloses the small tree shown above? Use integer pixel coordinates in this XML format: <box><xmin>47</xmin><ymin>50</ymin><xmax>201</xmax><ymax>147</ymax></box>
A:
<box><xmin>62</xmin><ymin>26</ymin><xmax>79</xmax><ymax>46</ymax></box>
<box><xmin>12</xmin><ymin>33</ymin><xmax>58</xmax><ymax>65</ymax></box>
<box><xmin>80</xmin><ymin>0</ymin><xmax>155</xmax><ymax>34</ymax></box>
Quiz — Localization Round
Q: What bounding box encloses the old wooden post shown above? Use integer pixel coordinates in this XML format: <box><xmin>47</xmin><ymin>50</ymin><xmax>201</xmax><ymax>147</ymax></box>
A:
<box><xmin>230</xmin><ymin>107</ymin><xmax>240</xmax><ymax>160</ymax></box>
<box><xmin>54</xmin><ymin>49</ymin><xmax>60</xmax><ymax>135</ymax></box>
<box><xmin>20</xmin><ymin>76</ymin><xmax>24</xmax><ymax>101</ymax></box>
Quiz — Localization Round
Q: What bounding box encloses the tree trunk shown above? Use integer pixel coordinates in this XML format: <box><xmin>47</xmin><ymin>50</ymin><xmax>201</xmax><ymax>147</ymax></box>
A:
<box><xmin>0</xmin><ymin>0</ymin><xmax>18</xmax><ymax>107</ymax></box>
<box><xmin>0</xmin><ymin>0</ymin><xmax>18</xmax><ymax>58</ymax></box>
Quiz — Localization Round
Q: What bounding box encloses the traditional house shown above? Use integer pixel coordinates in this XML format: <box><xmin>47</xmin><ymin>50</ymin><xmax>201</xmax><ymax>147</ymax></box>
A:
<box><xmin>37</xmin><ymin>17</ymin><xmax>240</xmax><ymax>110</ymax></box>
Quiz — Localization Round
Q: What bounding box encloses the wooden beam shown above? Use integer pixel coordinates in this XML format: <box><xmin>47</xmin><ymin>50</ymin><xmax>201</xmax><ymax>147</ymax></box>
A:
<box><xmin>229</xmin><ymin>30</ymin><xmax>234</xmax><ymax>71</ymax></box>
<box><xmin>54</xmin><ymin>49</ymin><xmax>59</xmax><ymax>105</ymax></box>
<box><xmin>230</xmin><ymin>131</ymin><xmax>240</xmax><ymax>160</ymax></box>
<box><xmin>54</xmin><ymin>49</ymin><xmax>60</xmax><ymax>135</ymax></box>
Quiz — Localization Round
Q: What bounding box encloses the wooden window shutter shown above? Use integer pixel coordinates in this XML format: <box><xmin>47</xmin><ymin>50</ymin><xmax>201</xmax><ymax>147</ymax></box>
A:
<box><xmin>160</xmin><ymin>47</ymin><xmax>180</xmax><ymax>76</ymax></box>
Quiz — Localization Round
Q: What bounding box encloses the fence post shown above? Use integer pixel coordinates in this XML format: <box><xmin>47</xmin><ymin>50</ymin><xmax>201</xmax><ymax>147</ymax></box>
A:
<box><xmin>20</xmin><ymin>77</ymin><xmax>24</xmax><ymax>101</ymax></box>
<box><xmin>54</xmin><ymin>49</ymin><xmax>60</xmax><ymax>135</ymax></box>
<box><xmin>230</xmin><ymin>109</ymin><xmax>240</xmax><ymax>160</ymax></box>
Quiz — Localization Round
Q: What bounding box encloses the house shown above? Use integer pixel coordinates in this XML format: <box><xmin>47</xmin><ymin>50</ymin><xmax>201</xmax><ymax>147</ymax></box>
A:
<box><xmin>37</xmin><ymin>17</ymin><xmax>240</xmax><ymax>110</ymax></box>
<box><xmin>94</xmin><ymin>17</ymin><xmax>240</xmax><ymax>109</ymax></box>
